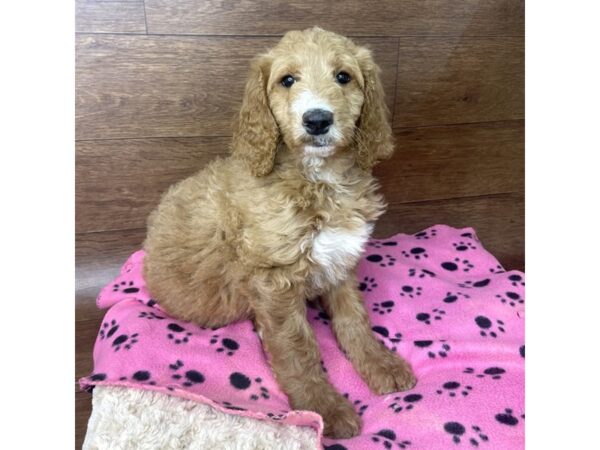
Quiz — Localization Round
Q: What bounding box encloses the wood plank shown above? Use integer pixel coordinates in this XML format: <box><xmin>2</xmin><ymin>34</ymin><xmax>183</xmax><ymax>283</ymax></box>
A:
<box><xmin>76</xmin><ymin>0</ymin><xmax>146</xmax><ymax>34</ymax></box>
<box><xmin>76</xmin><ymin>137</ymin><xmax>229</xmax><ymax>233</ymax></box>
<box><xmin>394</xmin><ymin>37</ymin><xmax>524</xmax><ymax>127</ymax></box>
<box><xmin>76</xmin><ymin>390</ymin><xmax>93</xmax><ymax>450</ymax></box>
<box><xmin>144</xmin><ymin>0</ymin><xmax>524</xmax><ymax>37</ymax></box>
<box><xmin>376</xmin><ymin>120</ymin><xmax>524</xmax><ymax>204</ymax></box>
<box><xmin>374</xmin><ymin>193</ymin><xmax>524</xmax><ymax>271</ymax></box>
<box><xmin>76</xmin><ymin>35</ymin><xmax>398</xmax><ymax>140</ymax></box>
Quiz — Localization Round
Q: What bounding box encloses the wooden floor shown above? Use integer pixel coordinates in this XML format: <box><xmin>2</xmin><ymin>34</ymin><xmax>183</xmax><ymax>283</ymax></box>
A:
<box><xmin>75</xmin><ymin>1</ymin><xmax>524</xmax><ymax>447</ymax></box>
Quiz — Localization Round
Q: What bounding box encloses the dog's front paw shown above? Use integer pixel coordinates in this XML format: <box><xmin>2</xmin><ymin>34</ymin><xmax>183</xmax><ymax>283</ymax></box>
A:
<box><xmin>360</xmin><ymin>349</ymin><xmax>417</xmax><ymax>394</ymax></box>
<box><xmin>321</xmin><ymin>394</ymin><xmax>362</xmax><ymax>439</ymax></box>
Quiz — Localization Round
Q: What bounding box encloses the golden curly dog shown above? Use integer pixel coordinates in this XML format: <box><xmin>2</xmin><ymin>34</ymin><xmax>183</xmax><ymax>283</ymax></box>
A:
<box><xmin>144</xmin><ymin>27</ymin><xmax>416</xmax><ymax>438</ymax></box>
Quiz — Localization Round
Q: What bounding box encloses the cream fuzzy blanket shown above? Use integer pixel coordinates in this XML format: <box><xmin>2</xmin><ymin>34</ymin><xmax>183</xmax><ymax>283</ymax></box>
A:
<box><xmin>83</xmin><ymin>386</ymin><xmax>318</xmax><ymax>450</ymax></box>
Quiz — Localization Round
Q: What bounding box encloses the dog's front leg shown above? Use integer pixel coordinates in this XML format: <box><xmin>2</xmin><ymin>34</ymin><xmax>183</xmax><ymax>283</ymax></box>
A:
<box><xmin>251</xmin><ymin>280</ymin><xmax>361</xmax><ymax>439</ymax></box>
<box><xmin>323</xmin><ymin>274</ymin><xmax>417</xmax><ymax>394</ymax></box>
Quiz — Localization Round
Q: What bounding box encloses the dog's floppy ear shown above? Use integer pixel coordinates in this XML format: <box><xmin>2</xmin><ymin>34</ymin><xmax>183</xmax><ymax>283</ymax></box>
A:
<box><xmin>353</xmin><ymin>47</ymin><xmax>394</xmax><ymax>171</ymax></box>
<box><xmin>231</xmin><ymin>55</ymin><xmax>279</xmax><ymax>177</ymax></box>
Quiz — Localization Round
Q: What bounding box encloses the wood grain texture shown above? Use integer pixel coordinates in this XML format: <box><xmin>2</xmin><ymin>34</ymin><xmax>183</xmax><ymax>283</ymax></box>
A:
<box><xmin>76</xmin><ymin>390</ymin><xmax>93</xmax><ymax>450</ymax></box>
<box><xmin>376</xmin><ymin>120</ymin><xmax>524</xmax><ymax>204</ymax></box>
<box><xmin>76</xmin><ymin>35</ymin><xmax>398</xmax><ymax>140</ymax></box>
<box><xmin>394</xmin><ymin>37</ymin><xmax>524</xmax><ymax>127</ymax></box>
<box><xmin>144</xmin><ymin>0</ymin><xmax>524</xmax><ymax>37</ymax></box>
<box><xmin>375</xmin><ymin>193</ymin><xmax>524</xmax><ymax>271</ymax></box>
<box><xmin>76</xmin><ymin>137</ymin><xmax>229</xmax><ymax>233</ymax></box>
<box><xmin>76</xmin><ymin>0</ymin><xmax>147</xmax><ymax>34</ymax></box>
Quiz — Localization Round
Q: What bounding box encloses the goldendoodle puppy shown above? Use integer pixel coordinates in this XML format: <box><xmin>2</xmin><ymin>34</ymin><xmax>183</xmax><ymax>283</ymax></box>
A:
<box><xmin>144</xmin><ymin>27</ymin><xmax>416</xmax><ymax>438</ymax></box>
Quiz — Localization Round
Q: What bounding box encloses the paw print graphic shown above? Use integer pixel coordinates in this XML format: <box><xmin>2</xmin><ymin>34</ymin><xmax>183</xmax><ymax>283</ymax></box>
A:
<box><xmin>452</xmin><ymin>241</ymin><xmax>477</xmax><ymax>251</ymax></box>
<box><xmin>342</xmin><ymin>393</ymin><xmax>369</xmax><ymax>417</ymax></box>
<box><xmin>416</xmin><ymin>308</ymin><xmax>446</xmax><ymax>325</ymax></box>
<box><xmin>442</xmin><ymin>291</ymin><xmax>470</xmax><ymax>303</ymax></box>
<box><xmin>121</xmin><ymin>370</ymin><xmax>157</xmax><ymax>386</ymax></box>
<box><xmin>358</xmin><ymin>276</ymin><xmax>378</xmax><ymax>292</ymax></box>
<box><xmin>414</xmin><ymin>228</ymin><xmax>437</xmax><ymax>240</ymax></box>
<box><xmin>166</xmin><ymin>322</ymin><xmax>193</xmax><ymax>344</ymax></box>
<box><xmin>444</xmin><ymin>422</ymin><xmax>489</xmax><ymax>446</ymax></box>
<box><xmin>313</xmin><ymin>310</ymin><xmax>331</xmax><ymax>325</ymax></box>
<box><xmin>441</xmin><ymin>258</ymin><xmax>474</xmax><ymax>273</ymax></box>
<box><xmin>372</xmin><ymin>300</ymin><xmax>395</xmax><ymax>315</ymax></box>
<box><xmin>495</xmin><ymin>408</ymin><xmax>524</xmax><ymax>426</ymax></box>
<box><xmin>219</xmin><ymin>401</ymin><xmax>246</xmax><ymax>411</ymax></box>
<box><xmin>112</xmin><ymin>280</ymin><xmax>140</xmax><ymax>294</ymax></box>
<box><xmin>371</xmin><ymin>429</ymin><xmax>412</xmax><ymax>449</ymax></box>
<box><xmin>229</xmin><ymin>372</ymin><xmax>270</xmax><ymax>401</ymax></box>
<box><xmin>99</xmin><ymin>319</ymin><xmax>119</xmax><ymax>340</ymax></box>
<box><xmin>414</xmin><ymin>340</ymin><xmax>451</xmax><ymax>358</ymax></box>
<box><xmin>436</xmin><ymin>381</ymin><xmax>473</xmax><ymax>397</ymax></box>
<box><xmin>401</xmin><ymin>247</ymin><xmax>429</xmax><ymax>260</ymax></box>
<box><xmin>489</xmin><ymin>264</ymin><xmax>505</xmax><ymax>274</ymax></box>
<box><xmin>387</xmin><ymin>393</ymin><xmax>423</xmax><ymax>413</ymax></box>
<box><xmin>368</xmin><ymin>240</ymin><xmax>398</xmax><ymax>249</ymax></box>
<box><xmin>209</xmin><ymin>334</ymin><xmax>240</xmax><ymax>356</ymax></box>
<box><xmin>458</xmin><ymin>278</ymin><xmax>491</xmax><ymax>289</ymax></box>
<box><xmin>508</xmin><ymin>273</ymin><xmax>525</xmax><ymax>287</ymax></box>
<box><xmin>168</xmin><ymin>360</ymin><xmax>206</xmax><ymax>387</ymax></box>
<box><xmin>372</xmin><ymin>325</ymin><xmax>403</xmax><ymax>351</ymax></box>
<box><xmin>460</xmin><ymin>231</ymin><xmax>479</xmax><ymax>241</ymax></box>
<box><xmin>138</xmin><ymin>310</ymin><xmax>165</xmax><ymax>320</ymax></box>
<box><xmin>399</xmin><ymin>285</ymin><xmax>423</xmax><ymax>298</ymax></box>
<box><xmin>496</xmin><ymin>291</ymin><xmax>524</xmax><ymax>307</ymax></box>
<box><xmin>464</xmin><ymin>366</ymin><xmax>506</xmax><ymax>380</ymax></box>
<box><xmin>111</xmin><ymin>332</ymin><xmax>139</xmax><ymax>351</ymax></box>
<box><xmin>408</xmin><ymin>268</ymin><xmax>436</xmax><ymax>278</ymax></box>
<box><xmin>366</xmin><ymin>254</ymin><xmax>397</xmax><ymax>267</ymax></box>
<box><xmin>474</xmin><ymin>316</ymin><xmax>505</xmax><ymax>338</ymax></box>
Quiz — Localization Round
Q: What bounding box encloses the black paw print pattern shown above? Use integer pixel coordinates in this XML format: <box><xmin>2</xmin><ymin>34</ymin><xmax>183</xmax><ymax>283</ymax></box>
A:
<box><xmin>209</xmin><ymin>334</ymin><xmax>240</xmax><ymax>356</ymax></box>
<box><xmin>359</xmin><ymin>276</ymin><xmax>378</xmax><ymax>292</ymax></box>
<box><xmin>443</xmin><ymin>291</ymin><xmax>470</xmax><ymax>303</ymax></box>
<box><xmin>488</xmin><ymin>264</ymin><xmax>505</xmax><ymax>274</ymax></box>
<box><xmin>508</xmin><ymin>273</ymin><xmax>525</xmax><ymax>287</ymax></box>
<box><xmin>453</xmin><ymin>241</ymin><xmax>477</xmax><ymax>251</ymax></box>
<box><xmin>416</xmin><ymin>308</ymin><xmax>446</xmax><ymax>325</ymax></box>
<box><xmin>372</xmin><ymin>325</ymin><xmax>403</xmax><ymax>351</ymax></box>
<box><xmin>414</xmin><ymin>340</ymin><xmax>451</xmax><ymax>358</ymax></box>
<box><xmin>168</xmin><ymin>360</ymin><xmax>205</xmax><ymax>387</ymax></box>
<box><xmin>112</xmin><ymin>280</ymin><xmax>140</xmax><ymax>294</ymax></box>
<box><xmin>474</xmin><ymin>316</ymin><xmax>505</xmax><ymax>338</ymax></box>
<box><xmin>121</xmin><ymin>370</ymin><xmax>156</xmax><ymax>386</ymax></box>
<box><xmin>458</xmin><ymin>278</ymin><xmax>491</xmax><ymax>289</ymax></box>
<box><xmin>408</xmin><ymin>268</ymin><xmax>436</xmax><ymax>278</ymax></box>
<box><xmin>111</xmin><ymin>331</ymin><xmax>139</xmax><ymax>352</ymax></box>
<box><xmin>342</xmin><ymin>393</ymin><xmax>369</xmax><ymax>417</ymax></box>
<box><xmin>138</xmin><ymin>310</ymin><xmax>165</xmax><ymax>320</ymax></box>
<box><xmin>495</xmin><ymin>408</ymin><xmax>524</xmax><ymax>426</ymax></box>
<box><xmin>460</xmin><ymin>231</ymin><xmax>479</xmax><ymax>241</ymax></box>
<box><xmin>463</xmin><ymin>366</ymin><xmax>506</xmax><ymax>380</ymax></box>
<box><xmin>229</xmin><ymin>372</ymin><xmax>270</xmax><ymax>401</ymax></box>
<box><xmin>399</xmin><ymin>285</ymin><xmax>422</xmax><ymax>298</ymax></box>
<box><xmin>368</xmin><ymin>240</ymin><xmax>398</xmax><ymax>249</ymax></box>
<box><xmin>313</xmin><ymin>310</ymin><xmax>331</xmax><ymax>325</ymax></box>
<box><xmin>372</xmin><ymin>300</ymin><xmax>395</xmax><ymax>315</ymax></box>
<box><xmin>371</xmin><ymin>429</ymin><xmax>412</xmax><ymax>449</ymax></box>
<box><xmin>441</xmin><ymin>258</ymin><xmax>474</xmax><ymax>273</ymax></box>
<box><xmin>401</xmin><ymin>247</ymin><xmax>429</xmax><ymax>260</ymax></box>
<box><xmin>220</xmin><ymin>401</ymin><xmax>246</xmax><ymax>411</ymax></box>
<box><xmin>388</xmin><ymin>393</ymin><xmax>423</xmax><ymax>413</ymax></box>
<box><xmin>324</xmin><ymin>445</ymin><xmax>349</xmax><ymax>450</ymax></box>
<box><xmin>99</xmin><ymin>319</ymin><xmax>119</xmax><ymax>340</ymax></box>
<box><xmin>444</xmin><ymin>422</ymin><xmax>489</xmax><ymax>446</ymax></box>
<box><xmin>436</xmin><ymin>381</ymin><xmax>473</xmax><ymax>397</ymax></box>
<box><xmin>166</xmin><ymin>323</ymin><xmax>193</xmax><ymax>344</ymax></box>
<box><xmin>495</xmin><ymin>291</ymin><xmax>524</xmax><ymax>307</ymax></box>
<box><xmin>366</xmin><ymin>254</ymin><xmax>397</xmax><ymax>267</ymax></box>
<box><xmin>414</xmin><ymin>229</ymin><xmax>437</xmax><ymax>240</ymax></box>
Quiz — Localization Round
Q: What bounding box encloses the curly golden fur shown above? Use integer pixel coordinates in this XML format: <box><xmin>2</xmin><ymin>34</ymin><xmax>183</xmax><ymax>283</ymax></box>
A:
<box><xmin>143</xmin><ymin>27</ymin><xmax>416</xmax><ymax>438</ymax></box>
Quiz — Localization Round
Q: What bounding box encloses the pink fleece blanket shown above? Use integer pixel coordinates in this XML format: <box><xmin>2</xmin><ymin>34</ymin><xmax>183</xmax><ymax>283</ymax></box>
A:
<box><xmin>80</xmin><ymin>225</ymin><xmax>524</xmax><ymax>449</ymax></box>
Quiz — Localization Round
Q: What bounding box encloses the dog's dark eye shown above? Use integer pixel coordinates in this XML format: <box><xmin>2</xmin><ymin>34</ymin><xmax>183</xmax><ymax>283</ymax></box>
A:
<box><xmin>336</xmin><ymin>71</ymin><xmax>351</xmax><ymax>84</ymax></box>
<box><xmin>281</xmin><ymin>75</ymin><xmax>295</xmax><ymax>88</ymax></box>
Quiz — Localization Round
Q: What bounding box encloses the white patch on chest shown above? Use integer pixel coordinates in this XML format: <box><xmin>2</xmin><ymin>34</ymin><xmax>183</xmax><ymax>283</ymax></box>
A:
<box><xmin>310</xmin><ymin>223</ymin><xmax>373</xmax><ymax>288</ymax></box>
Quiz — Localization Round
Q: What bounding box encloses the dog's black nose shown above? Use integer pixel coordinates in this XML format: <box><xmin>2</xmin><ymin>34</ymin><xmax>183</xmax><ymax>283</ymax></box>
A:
<box><xmin>302</xmin><ymin>109</ymin><xmax>333</xmax><ymax>135</ymax></box>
